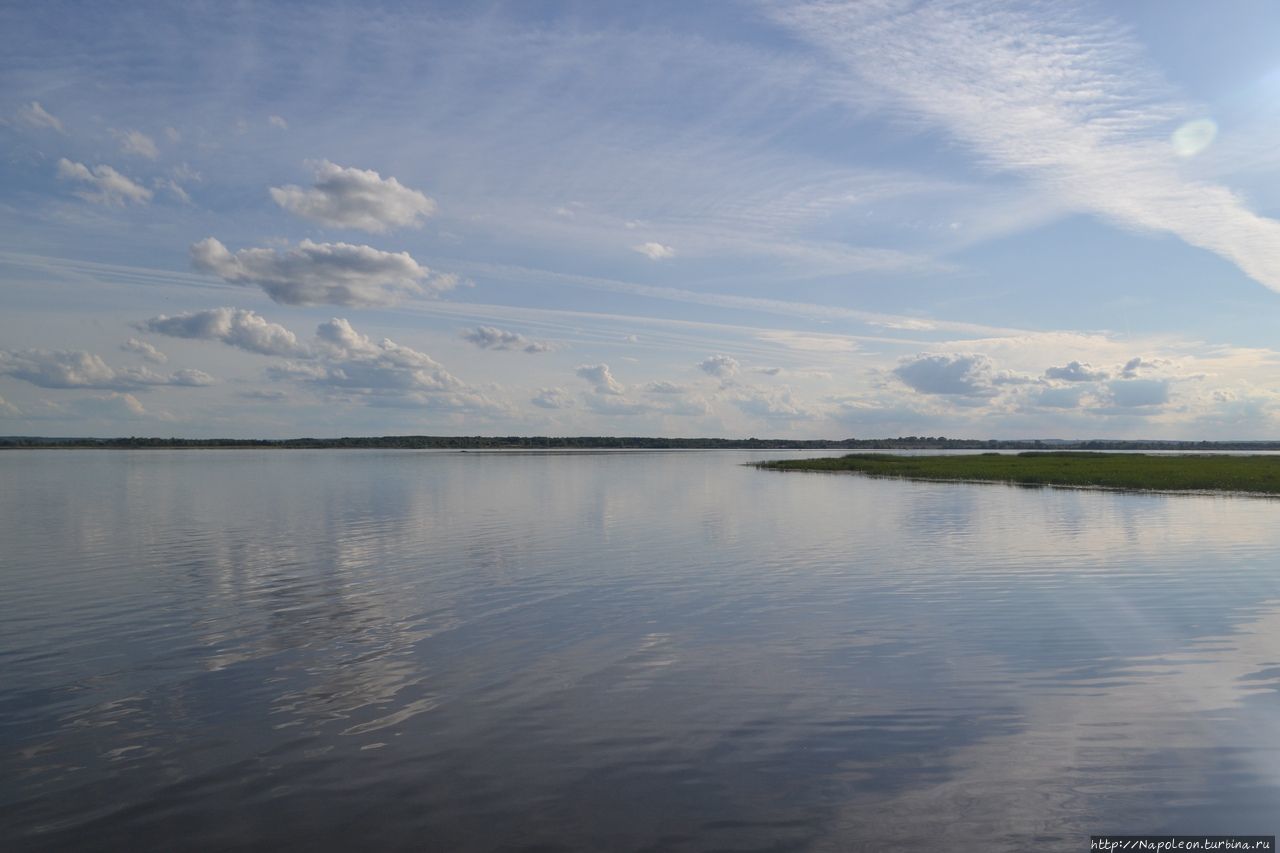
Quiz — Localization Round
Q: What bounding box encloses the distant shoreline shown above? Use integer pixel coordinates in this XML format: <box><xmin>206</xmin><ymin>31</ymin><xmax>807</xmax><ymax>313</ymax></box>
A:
<box><xmin>6</xmin><ymin>436</ymin><xmax>1280</xmax><ymax>451</ymax></box>
<box><xmin>757</xmin><ymin>451</ymin><xmax>1280</xmax><ymax>495</ymax></box>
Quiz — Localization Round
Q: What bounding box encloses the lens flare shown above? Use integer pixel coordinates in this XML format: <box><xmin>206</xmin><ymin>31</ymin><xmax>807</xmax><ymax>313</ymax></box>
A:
<box><xmin>1171</xmin><ymin>118</ymin><xmax>1218</xmax><ymax>157</ymax></box>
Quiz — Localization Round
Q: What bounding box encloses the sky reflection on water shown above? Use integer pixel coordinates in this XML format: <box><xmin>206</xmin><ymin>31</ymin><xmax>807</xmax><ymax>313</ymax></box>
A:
<box><xmin>2</xmin><ymin>450</ymin><xmax>1278</xmax><ymax>851</ymax></box>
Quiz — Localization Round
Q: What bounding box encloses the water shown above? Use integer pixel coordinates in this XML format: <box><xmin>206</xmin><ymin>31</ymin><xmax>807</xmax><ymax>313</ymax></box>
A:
<box><xmin>2</xmin><ymin>449</ymin><xmax>1278</xmax><ymax>851</ymax></box>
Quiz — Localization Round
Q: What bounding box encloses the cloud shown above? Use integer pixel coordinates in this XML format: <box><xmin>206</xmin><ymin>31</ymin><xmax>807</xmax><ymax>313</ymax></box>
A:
<box><xmin>156</xmin><ymin>178</ymin><xmax>191</xmax><ymax>203</ymax></box>
<box><xmin>641</xmin><ymin>381</ymin><xmax>689</xmax><ymax>394</ymax></box>
<box><xmin>460</xmin><ymin>326</ymin><xmax>551</xmax><ymax>353</ymax></box>
<box><xmin>0</xmin><ymin>394</ymin><xmax>22</xmax><ymax>418</ymax></box>
<box><xmin>893</xmin><ymin>353</ymin><xmax>999</xmax><ymax>397</ymax></box>
<box><xmin>56</xmin><ymin>159</ymin><xmax>152</xmax><ymax>206</ymax></box>
<box><xmin>190</xmin><ymin>237</ymin><xmax>443</xmax><ymax>306</ymax></box>
<box><xmin>122</xmin><ymin>338</ymin><xmax>167</xmax><ymax>364</ymax></box>
<box><xmin>698</xmin><ymin>354</ymin><xmax>740</xmax><ymax>379</ymax></box>
<box><xmin>583</xmin><ymin>393</ymin><xmax>651</xmax><ymax>416</ymax></box>
<box><xmin>240</xmin><ymin>389</ymin><xmax>288</xmax><ymax>401</ymax></box>
<box><xmin>69</xmin><ymin>392</ymin><xmax>149</xmax><ymax>420</ymax></box>
<box><xmin>731</xmin><ymin>386</ymin><xmax>812</xmax><ymax>421</ymax></box>
<box><xmin>1103</xmin><ymin>378</ymin><xmax>1170</xmax><ymax>408</ymax></box>
<box><xmin>19</xmin><ymin>101</ymin><xmax>64</xmax><ymax>133</ymax></box>
<box><xmin>268</xmin><ymin>115</ymin><xmax>288</xmax><ymax>130</ymax></box>
<box><xmin>270</xmin><ymin>161</ymin><xmax>436</xmax><ymax>232</ymax></box>
<box><xmin>278</xmin><ymin>318</ymin><xmax>503</xmax><ymax>415</ymax></box>
<box><xmin>114</xmin><ymin>129</ymin><xmax>159</xmax><ymax>159</ymax></box>
<box><xmin>0</xmin><ymin>349</ymin><xmax>211</xmax><ymax>390</ymax></box>
<box><xmin>576</xmin><ymin>363</ymin><xmax>624</xmax><ymax>395</ymax></box>
<box><xmin>1120</xmin><ymin>356</ymin><xmax>1166</xmax><ymax>378</ymax></box>
<box><xmin>661</xmin><ymin>395</ymin><xmax>712</xmax><ymax>417</ymax></box>
<box><xmin>632</xmin><ymin>242</ymin><xmax>674</xmax><ymax>260</ymax></box>
<box><xmin>776</xmin><ymin>1</ymin><xmax>1280</xmax><ymax>293</ymax></box>
<box><xmin>140</xmin><ymin>308</ymin><xmax>309</xmax><ymax>357</ymax></box>
<box><xmin>531</xmin><ymin>387</ymin><xmax>574</xmax><ymax>409</ymax></box>
<box><xmin>1044</xmin><ymin>361</ymin><xmax>1108</xmax><ymax>382</ymax></box>
<box><xmin>1031</xmin><ymin>385</ymin><xmax>1085</xmax><ymax>409</ymax></box>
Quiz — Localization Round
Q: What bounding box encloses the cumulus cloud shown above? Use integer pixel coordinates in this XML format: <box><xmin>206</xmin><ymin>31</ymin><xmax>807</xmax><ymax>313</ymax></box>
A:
<box><xmin>271</xmin><ymin>318</ymin><xmax>505</xmax><ymax>415</ymax></box>
<box><xmin>268</xmin><ymin>115</ymin><xmax>288</xmax><ymax>130</ymax></box>
<box><xmin>19</xmin><ymin>101</ymin><xmax>64</xmax><ymax>133</ymax></box>
<box><xmin>122</xmin><ymin>338</ymin><xmax>167</xmax><ymax>364</ymax></box>
<box><xmin>460</xmin><ymin>326</ymin><xmax>551</xmax><ymax>353</ymax></box>
<box><xmin>114</xmin><ymin>129</ymin><xmax>159</xmax><ymax>159</ymax></box>
<box><xmin>1044</xmin><ymin>361</ymin><xmax>1109</xmax><ymax>382</ymax></box>
<box><xmin>140</xmin><ymin>308</ymin><xmax>309</xmax><ymax>357</ymax></box>
<box><xmin>531</xmin><ymin>387</ymin><xmax>574</xmax><ymax>409</ymax></box>
<box><xmin>893</xmin><ymin>353</ymin><xmax>998</xmax><ymax>397</ymax></box>
<box><xmin>576</xmin><ymin>363</ymin><xmax>624</xmax><ymax>395</ymax></box>
<box><xmin>56</xmin><ymin>159</ymin><xmax>152</xmax><ymax>205</ymax></box>
<box><xmin>0</xmin><ymin>394</ymin><xmax>22</xmax><ymax>418</ymax></box>
<box><xmin>190</xmin><ymin>237</ymin><xmax>444</xmax><ymax>306</ymax></box>
<box><xmin>0</xmin><ymin>349</ymin><xmax>211</xmax><ymax>390</ymax></box>
<box><xmin>698</xmin><ymin>354</ymin><xmax>740</xmax><ymax>379</ymax></box>
<box><xmin>270</xmin><ymin>161</ymin><xmax>436</xmax><ymax>232</ymax></box>
<box><xmin>632</xmin><ymin>242</ymin><xmax>675</xmax><ymax>260</ymax></box>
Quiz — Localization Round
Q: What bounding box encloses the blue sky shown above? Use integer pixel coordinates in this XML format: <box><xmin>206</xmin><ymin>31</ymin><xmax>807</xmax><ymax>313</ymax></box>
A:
<box><xmin>4</xmin><ymin>0</ymin><xmax>1280</xmax><ymax>439</ymax></box>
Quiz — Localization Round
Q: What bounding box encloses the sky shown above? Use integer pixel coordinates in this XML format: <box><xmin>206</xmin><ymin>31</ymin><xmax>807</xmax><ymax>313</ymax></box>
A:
<box><xmin>4</xmin><ymin>0</ymin><xmax>1280</xmax><ymax>439</ymax></box>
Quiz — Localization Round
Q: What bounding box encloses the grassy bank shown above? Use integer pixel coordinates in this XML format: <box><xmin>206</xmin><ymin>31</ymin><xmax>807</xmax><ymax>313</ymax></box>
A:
<box><xmin>758</xmin><ymin>452</ymin><xmax>1280</xmax><ymax>494</ymax></box>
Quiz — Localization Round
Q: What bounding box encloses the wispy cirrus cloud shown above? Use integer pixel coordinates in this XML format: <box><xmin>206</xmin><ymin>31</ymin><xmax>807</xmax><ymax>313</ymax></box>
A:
<box><xmin>18</xmin><ymin>101</ymin><xmax>64</xmax><ymax>133</ymax></box>
<box><xmin>774</xmin><ymin>0</ymin><xmax>1280</xmax><ymax>292</ymax></box>
<box><xmin>56</xmin><ymin>159</ymin><xmax>151</xmax><ymax>206</ymax></box>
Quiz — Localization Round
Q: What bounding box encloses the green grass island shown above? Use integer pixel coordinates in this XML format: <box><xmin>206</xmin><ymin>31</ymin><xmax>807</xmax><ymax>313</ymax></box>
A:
<box><xmin>757</xmin><ymin>451</ymin><xmax>1280</xmax><ymax>495</ymax></box>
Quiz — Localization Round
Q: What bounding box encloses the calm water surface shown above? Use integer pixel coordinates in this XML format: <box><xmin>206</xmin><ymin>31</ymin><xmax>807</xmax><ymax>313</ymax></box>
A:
<box><xmin>2</xmin><ymin>450</ymin><xmax>1278</xmax><ymax>851</ymax></box>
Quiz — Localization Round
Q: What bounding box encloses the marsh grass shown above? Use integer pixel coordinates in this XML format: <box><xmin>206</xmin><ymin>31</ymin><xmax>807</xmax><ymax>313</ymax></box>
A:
<box><xmin>758</xmin><ymin>452</ymin><xmax>1280</xmax><ymax>494</ymax></box>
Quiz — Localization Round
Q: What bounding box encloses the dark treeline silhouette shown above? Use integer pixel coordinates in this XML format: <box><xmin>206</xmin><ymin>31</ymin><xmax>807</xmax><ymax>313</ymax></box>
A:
<box><xmin>4</xmin><ymin>435</ymin><xmax>1280</xmax><ymax>451</ymax></box>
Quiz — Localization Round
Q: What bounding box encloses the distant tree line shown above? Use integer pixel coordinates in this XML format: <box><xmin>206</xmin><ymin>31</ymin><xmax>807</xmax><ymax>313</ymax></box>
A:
<box><xmin>3</xmin><ymin>435</ymin><xmax>1280</xmax><ymax>451</ymax></box>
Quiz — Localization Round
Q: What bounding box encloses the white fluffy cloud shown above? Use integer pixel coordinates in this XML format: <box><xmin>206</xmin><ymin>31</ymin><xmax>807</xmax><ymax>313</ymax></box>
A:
<box><xmin>698</xmin><ymin>354</ymin><xmax>740</xmax><ymax>379</ymax></box>
<box><xmin>191</xmin><ymin>238</ymin><xmax>447</xmax><ymax>306</ymax></box>
<box><xmin>632</xmin><ymin>242</ymin><xmax>675</xmax><ymax>260</ymax></box>
<box><xmin>19</xmin><ymin>101</ymin><xmax>64</xmax><ymax>133</ymax></box>
<box><xmin>576</xmin><ymin>363</ymin><xmax>624</xmax><ymax>395</ymax></box>
<box><xmin>122</xmin><ymin>338</ymin><xmax>168</xmax><ymax>364</ymax></box>
<box><xmin>460</xmin><ymin>326</ymin><xmax>552</xmax><ymax>353</ymax></box>
<box><xmin>0</xmin><ymin>349</ymin><xmax>212</xmax><ymax>390</ymax></box>
<box><xmin>56</xmin><ymin>159</ymin><xmax>152</xmax><ymax>206</ymax></box>
<box><xmin>270</xmin><ymin>318</ymin><xmax>503</xmax><ymax>415</ymax></box>
<box><xmin>140</xmin><ymin>308</ymin><xmax>309</xmax><ymax>357</ymax></box>
<box><xmin>270</xmin><ymin>161</ymin><xmax>436</xmax><ymax>232</ymax></box>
